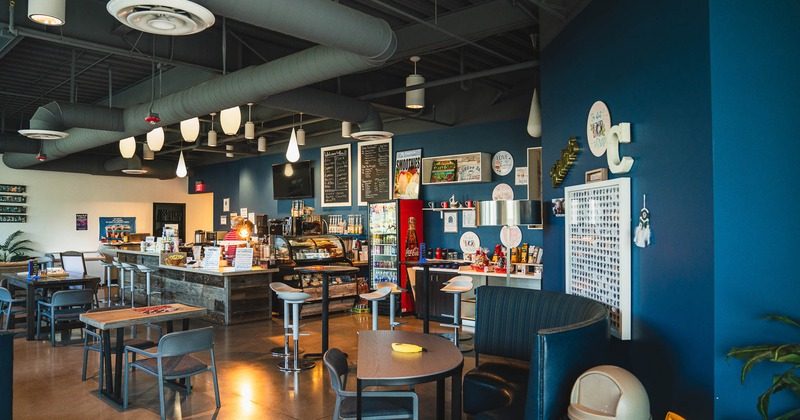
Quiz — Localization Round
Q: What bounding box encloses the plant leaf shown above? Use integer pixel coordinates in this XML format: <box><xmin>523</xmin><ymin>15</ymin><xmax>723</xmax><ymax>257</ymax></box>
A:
<box><xmin>763</xmin><ymin>315</ymin><xmax>800</xmax><ymax>330</ymax></box>
<box><xmin>775</xmin><ymin>407</ymin><xmax>800</xmax><ymax>420</ymax></box>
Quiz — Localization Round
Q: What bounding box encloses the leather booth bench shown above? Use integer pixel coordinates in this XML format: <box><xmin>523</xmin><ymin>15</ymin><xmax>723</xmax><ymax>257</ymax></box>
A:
<box><xmin>463</xmin><ymin>286</ymin><xmax>610</xmax><ymax>419</ymax></box>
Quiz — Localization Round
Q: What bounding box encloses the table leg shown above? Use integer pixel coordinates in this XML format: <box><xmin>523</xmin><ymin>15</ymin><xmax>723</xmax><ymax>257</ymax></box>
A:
<box><xmin>437</xmin><ymin>378</ymin><xmax>445</xmax><ymax>420</ymax></box>
<box><xmin>113</xmin><ymin>328</ymin><xmax>124</xmax><ymax>403</ymax></box>
<box><xmin>322</xmin><ymin>274</ymin><xmax>329</xmax><ymax>354</ymax></box>
<box><xmin>423</xmin><ymin>266</ymin><xmax>430</xmax><ymax>334</ymax></box>
<box><xmin>25</xmin><ymin>284</ymin><xmax>35</xmax><ymax>340</ymax></box>
<box><xmin>102</xmin><ymin>330</ymin><xmax>113</xmax><ymax>395</ymax></box>
<box><xmin>452</xmin><ymin>364</ymin><xmax>462</xmax><ymax>420</ymax></box>
<box><xmin>357</xmin><ymin>378</ymin><xmax>363</xmax><ymax>420</ymax></box>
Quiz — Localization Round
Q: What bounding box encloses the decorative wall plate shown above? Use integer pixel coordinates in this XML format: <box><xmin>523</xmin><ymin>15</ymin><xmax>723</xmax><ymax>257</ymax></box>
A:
<box><xmin>492</xmin><ymin>151</ymin><xmax>514</xmax><ymax>176</ymax></box>
<box><xmin>492</xmin><ymin>183</ymin><xmax>514</xmax><ymax>200</ymax></box>
<box><xmin>459</xmin><ymin>231</ymin><xmax>480</xmax><ymax>255</ymax></box>
<box><xmin>500</xmin><ymin>225</ymin><xmax>522</xmax><ymax>248</ymax></box>
<box><xmin>587</xmin><ymin>101</ymin><xmax>611</xmax><ymax>157</ymax></box>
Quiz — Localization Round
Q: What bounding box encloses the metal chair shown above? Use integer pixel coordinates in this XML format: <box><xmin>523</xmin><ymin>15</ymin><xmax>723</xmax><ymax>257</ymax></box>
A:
<box><xmin>274</xmin><ymin>289</ymin><xmax>314</xmax><ymax>372</ymax></box>
<box><xmin>123</xmin><ymin>327</ymin><xmax>220</xmax><ymax>420</ymax></box>
<box><xmin>324</xmin><ymin>348</ymin><xmax>418</xmax><ymax>420</ymax></box>
<box><xmin>375</xmin><ymin>282</ymin><xmax>406</xmax><ymax>330</ymax></box>
<box><xmin>61</xmin><ymin>251</ymin><xmax>100</xmax><ymax>307</ymax></box>
<box><xmin>99</xmin><ymin>257</ymin><xmax>120</xmax><ymax>305</ymax></box>
<box><xmin>0</xmin><ymin>286</ymin><xmax>25</xmax><ymax>331</ymax></box>
<box><xmin>269</xmin><ymin>282</ymin><xmax>304</xmax><ymax>357</ymax></box>
<box><xmin>359</xmin><ymin>286</ymin><xmax>392</xmax><ymax>331</ymax></box>
<box><xmin>136</xmin><ymin>264</ymin><xmax>160</xmax><ymax>306</ymax></box>
<box><xmin>37</xmin><ymin>289</ymin><xmax>94</xmax><ymax>346</ymax></box>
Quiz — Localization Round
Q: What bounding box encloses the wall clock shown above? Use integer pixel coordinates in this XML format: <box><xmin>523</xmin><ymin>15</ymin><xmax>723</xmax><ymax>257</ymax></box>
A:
<box><xmin>492</xmin><ymin>151</ymin><xmax>514</xmax><ymax>176</ymax></box>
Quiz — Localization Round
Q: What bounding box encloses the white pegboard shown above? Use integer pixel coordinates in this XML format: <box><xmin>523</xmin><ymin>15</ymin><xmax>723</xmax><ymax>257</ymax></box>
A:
<box><xmin>564</xmin><ymin>178</ymin><xmax>631</xmax><ymax>340</ymax></box>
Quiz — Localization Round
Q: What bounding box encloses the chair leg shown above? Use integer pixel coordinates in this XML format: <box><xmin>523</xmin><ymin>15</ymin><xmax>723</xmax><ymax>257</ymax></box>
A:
<box><xmin>158</xmin><ymin>372</ymin><xmax>167</xmax><ymax>420</ymax></box>
<box><xmin>81</xmin><ymin>337</ymin><xmax>89</xmax><ymax>381</ymax></box>
<box><xmin>129</xmin><ymin>270</ymin><xmax>136</xmax><ymax>308</ymax></box>
<box><xmin>50</xmin><ymin>316</ymin><xmax>56</xmax><ymax>347</ymax></box>
<box><xmin>211</xmin><ymin>350</ymin><xmax>221</xmax><ymax>408</ymax></box>
<box><xmin>123</xmin><ymin>351</ymin><xmax>130</xmax><ymax>410</ymax></box>
<box><xmin>185</xmin><ymin>376</ymin><xmax>191</xmax><ymax>394</ymax></box>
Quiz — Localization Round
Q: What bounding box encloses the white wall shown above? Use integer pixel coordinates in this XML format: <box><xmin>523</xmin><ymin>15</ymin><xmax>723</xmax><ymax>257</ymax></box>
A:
<box><xmin>0</xmin><ymin>161</ymin><xmax>213</xmax><ymax>256</ymax></box>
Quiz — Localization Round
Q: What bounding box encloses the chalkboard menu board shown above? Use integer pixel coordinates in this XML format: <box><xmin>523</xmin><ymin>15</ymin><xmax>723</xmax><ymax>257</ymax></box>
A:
<box><xmin>358</xmin><ymin>138</ymin><xmax>392</xmax><ymax>205</ymax></box>
<box><xmin>321</xmin><ymin>144</ymin><xmax>351</xmax><ymax>207</ymax></box>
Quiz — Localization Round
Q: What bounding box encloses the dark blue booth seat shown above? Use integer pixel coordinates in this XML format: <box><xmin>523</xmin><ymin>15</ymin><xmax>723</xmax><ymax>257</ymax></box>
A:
<box><xmin>0</xmin><ymin>331</ymin><xmax>13</xmax><ymax>419</ymax></box>
<box><xmin>463</xmin><ymin>286</ymin><xmax>610</xmax><ymax>419</ymax></box>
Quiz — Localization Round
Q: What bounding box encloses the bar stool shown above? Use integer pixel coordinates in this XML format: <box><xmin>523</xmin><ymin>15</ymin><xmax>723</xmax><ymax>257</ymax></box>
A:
<box><xmin>99</xmin><ymin>260</ymin><xmax>120</xmax><ymax>306</ymax></box>
<box><xmin>135</xmin><ymin>265</ymin><xmax>160</xmax><ymax>306</ymax></box>
<box><xmin>112</xmin><ymin>259</ymin><xmax>127</xmax><ymax>306</ymax></box>
<box><xmin>440</xmin><ymin>278</ymin><xmax>474</xmax><ymax>352</ymax></box>
<box><xmin>359</xmin><ymin>286</ymin><xmax>392</xmax><ymax>331</ymax></box>
<box><xmin>275</xmin><ymin>289</ymin><xmax>314</xmax><ymax>372</ymax></box>
<box><xmin>442</xmin><ymin>276</ymin><xmax>473</xmax><ymax>342</ymax></box>
<box><xmin>120</xmin><ymin>262</ymin><xmax>137</xmax><ymax>308</ymax></box>
<box><xmin>375</xmin><ymin>282</ymin><xmax>406</xmax><ymax>330</ymax></box>
<box><xmin>269</xmin><ymin>282</ymin><xmax>304</xmax><ymax>357</ymax></box>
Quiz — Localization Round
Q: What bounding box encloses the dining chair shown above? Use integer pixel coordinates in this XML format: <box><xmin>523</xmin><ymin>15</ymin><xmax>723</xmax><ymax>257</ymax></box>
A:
<box><xmin>323</xmin><ymin>348</ymin><xmax>418</xmax><ymax>420</ymax></box>
<box><xmin>81</xmin><ymin>307</ymin><xmax>162</xmax><ymax>392</ymax></box>
<box><xmin>37</xmin><ymin>289</ymin><xmax>94</xmax><ymax>346</ymax></box>
<box><xmin>0</xmin><ymin>286</ymin><xmax>25</xmax><ymax>331</ymax></box>
<box><xmin>61</xmin><ymin>251</ymin><xmax>100</xmax><ymax>307</ymax></box>
<box><xmin>123</xmin><ymin>327</ymin><xmax>220</xmax><ymax>420</ymax></box>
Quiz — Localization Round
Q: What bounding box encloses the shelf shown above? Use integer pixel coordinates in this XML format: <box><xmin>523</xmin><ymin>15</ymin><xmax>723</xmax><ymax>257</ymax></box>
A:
<box><xmin>373</xmin><ymin>267</ymin><xmax>397</xmax><ymax>270</ymax></box>
<box><xmin>423</xmin><ymin>208</ymin><xmax>474</xmax><ymax>212</ymax></box>
<box><xmin>372</xmin><ymin>253</ymin><xmax>396</xmax><ymax>257</ymax></box>
<box><xmin>422</xmin><ymin>152</ymin><xmax>492</xmax><ymax>185</ymax></box>
<box><xmin>372</xmin><ymin>243</ymin><xmax>397</xmax><ymax>246</ymax></box>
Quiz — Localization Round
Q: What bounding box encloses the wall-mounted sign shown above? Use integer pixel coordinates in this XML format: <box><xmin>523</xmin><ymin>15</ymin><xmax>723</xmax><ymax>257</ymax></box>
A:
<box><xmin>358</xmin><ymin>138</ymin><xmax>392</xmax><ymax>206</ymax></box>
<box><xmin>99</xmin><ymin>217</ymin><xmax>135</xmax><ymax>243</ymax></box>
<box><xmin>492</xmin><ymin>151</ymin><xmax>514</xmax><ymax>176</ymax></box>
<box><xmin>76</xmin><ymin>214</ymin><xmax>88</xmax><ymax>231</ymax></box>
<box><xmin>394</xmin><ymin>148</ymin><xmax>422</xmax><ymax>199</ymax></box>
<box><xmin>587</xmin><ymin>101</ymin><xmax>611</xmax><ymax>157</ymax></box>
<box><xmin>321</xmin><ymin>144</ymin><xmax>351</xmax><ymax>207</ymax></box>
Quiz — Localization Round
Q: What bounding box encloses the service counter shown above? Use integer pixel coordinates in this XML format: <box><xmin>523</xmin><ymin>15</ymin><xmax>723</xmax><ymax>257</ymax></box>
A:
<box><xmin>116</xmin><ymin>250</ymin><xmax>278</xmax><ymax>326</ymax></box>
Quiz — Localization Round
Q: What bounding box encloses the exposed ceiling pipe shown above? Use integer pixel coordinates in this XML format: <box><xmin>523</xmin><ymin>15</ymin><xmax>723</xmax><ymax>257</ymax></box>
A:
<box><xmin>3</xmin><ymin>0</ymin><xmax>397</xmax><ymax>170</ymax></box>
<box><xmin>26</xmin><ymin>102</ymin><xmax>126</xmax><ymax>133</ymax></box>
<box><xmin>20</xmin><ymin>154</ymin><xmax>178</xmax><ymax>179</ymax></box>
<box><xmin>0</xmin><ymin>136</ymin><xmax>40</xmax><ymax>154</ymax></box>
<box><xmin>261</xmin><ymin>87</ymin><xmax>383</xmax><ymax>132</ymax></box>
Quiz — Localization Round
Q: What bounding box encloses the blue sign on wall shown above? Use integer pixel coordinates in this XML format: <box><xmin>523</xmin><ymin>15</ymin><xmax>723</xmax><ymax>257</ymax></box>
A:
<box><xmin>99</xmin><ymin>217</ymin><xmax>136</xmax><ymax>243</ymax></box>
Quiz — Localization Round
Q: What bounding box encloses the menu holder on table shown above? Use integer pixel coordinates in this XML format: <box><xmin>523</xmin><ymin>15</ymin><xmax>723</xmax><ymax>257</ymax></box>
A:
<box><xmin>202</xmin><ymin>246</ymin><xmax>222</xmax><ymax>270</ymax></box>
<box><xmin>233</xmin><ymin>247</ymin><xmax>254</xmax><ymax>271</ymax></box>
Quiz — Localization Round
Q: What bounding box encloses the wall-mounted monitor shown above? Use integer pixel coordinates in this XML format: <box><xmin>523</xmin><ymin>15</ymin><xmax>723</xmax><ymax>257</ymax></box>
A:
<box><xmin>272</xmin><ymin>160</ymin><xmax>314</xmax><ymax>200</ymax></box>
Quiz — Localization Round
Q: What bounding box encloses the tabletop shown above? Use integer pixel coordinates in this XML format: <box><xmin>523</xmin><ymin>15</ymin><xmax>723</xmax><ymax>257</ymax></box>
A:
<box><xmin>357</xmin><ymin>330</ymin><xmax>463</xmax><ymax>383</ymax></box>
<box><xmin>3</xmin><ymin>271</ymin><xmax>100</xmax><ymax>285</ymax></box>
<box><xmin>80</xmin><ymin>304</ymin><xmax>207</xmax><ymax>330</ymax></box>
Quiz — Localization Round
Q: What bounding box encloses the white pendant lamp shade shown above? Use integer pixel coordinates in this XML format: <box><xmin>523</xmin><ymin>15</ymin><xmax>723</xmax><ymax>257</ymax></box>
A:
<box><xmin>207</xmin><ymin>129</ymin><xmax>217</xmax><ymax>147</ymax></box>
<box><xmin>244</xmin><ymin>103</ymin><xmax>255</xmax><ymax>139</ymax></box>
<box><xmin>220</xmin><ymin>106</ymin><xmax>241</xmax><ymax>135</ymax></box>
<box><xmin>176</xmin><ymin>151</ymin><xmax>187</xmax><ymax>178</ymax></box>
<box><xmin>119</xmin><ymin>137</ymin><xmax>136</xmax><ymax>158</ymax></box>
<box><xmin>527</xmin><ymin>88</ymin><xmax>542</xmax><ymax>138</ymax></box>
<box><xmin>28</xmin><ymin>0</ymin><xmax>65</xmax><ymax>26</ymax></box>
<box><xmin>286</xmin><ymin>128</ymin><xmax>300</xmax><ymax>162</ymax></box>
<box><xmin>226</xmin><ymin>144</ymin><xmax>234</xmax><ymax>158</ymax></box>
<box><xmin>342</xmin><ymin>121</ymin><xmax>352</xmax><ymax>138</ymax></box>
<box><xmin>297</xmin><ymin>128</ymin><xmax>306</xmax><ymax>146</ymax></box>
<box><xmin>405</xmin><ymin>56</ymin><xmax>425</xmax><ymax>109</ymax></box>
<box><xmin>257</xmin><ymin>136</ymin><xmax>267</xmax><ymax>152</ymax></box>
<box><xmin>146</xmin><ymin>127</ymin><xmax>165</xmax><ymax>151</ymax></box>
<box><xmin>142</xmin><ymin>143</ymin><xmax>155</xmax><ymax>160</ymax></box>
<box><xmin>180</xmin><ymin>117</ymin><xmax>200</xmax><ymax>142</ymax></box>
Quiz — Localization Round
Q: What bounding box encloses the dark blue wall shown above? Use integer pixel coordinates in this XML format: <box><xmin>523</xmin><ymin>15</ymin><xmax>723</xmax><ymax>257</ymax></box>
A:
<box><xmin>541</xmin><ymin>0</ymin><xmax>714</xmax><ymax>416</ymax></box>
<box><xmin>711</xmin><ymin>1</ymin><xmax>800</xmax><ymax>418</ymax></box>
<box><xmin>191</xmin><ymin>119</ymin><xmax>543</xmax><ymax>257</ymax></box>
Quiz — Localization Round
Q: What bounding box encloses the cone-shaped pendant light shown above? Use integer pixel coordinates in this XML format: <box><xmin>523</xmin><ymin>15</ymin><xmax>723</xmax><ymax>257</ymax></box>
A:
<box><xmin>176</xmin><ymin>151</ymin><xmax>187</xmax><ymax>178</ymax></box>
<box><xmin>527</xmin><ymin>88</ymin><xmax>542</xmax><ymax>138</ymax></box>
<box><xmin>286</xmin><ymin>128</ymin><xmax>300</xmax><ymax>162</ymax></box>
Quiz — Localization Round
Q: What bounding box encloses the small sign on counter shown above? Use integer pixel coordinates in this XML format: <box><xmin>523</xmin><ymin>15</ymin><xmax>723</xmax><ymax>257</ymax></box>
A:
<box><xmin>202</xmin><ymin>247</ymin><xmax>222</xmax><ymax>270</ymax></box>
<box><xmin>234</xmin><ymin>247</ymin><xmax>254</xmax><ymax>271</ymax></box>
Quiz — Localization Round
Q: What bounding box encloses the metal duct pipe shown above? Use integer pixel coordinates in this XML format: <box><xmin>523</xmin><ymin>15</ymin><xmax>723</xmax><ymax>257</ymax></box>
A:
<box><xmin>0</xmin><ymin>136</ymin><xmax>40</xmax><ymax>154</ymax></box>
<box><xmin>21</xmin><ymin>154</ymin><xmax>177</xmax><ymax>179</ymax></box>
<box><xmin>262</xmin><ymin>87</ymin><xmax>383</xmax><ymax>131</ymax></box>
<box><xmin>104</xmin><ymin>155</ymin><xmax>141</xmax><ymax>172</ymax></box>
<box><xmin>27</xmin><ymin>102</ymin><xmax>125</xmax><ymax>132</ymax></box>
<box><xmin>4</xmin><ymin>0</ymin><xmax>396</xmax><ymax>169</ymax></box>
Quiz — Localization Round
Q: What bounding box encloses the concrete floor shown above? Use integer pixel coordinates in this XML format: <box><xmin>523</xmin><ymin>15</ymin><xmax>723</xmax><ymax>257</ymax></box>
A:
<box><xmin>9</xmin><ymin>304</ymin><xmax>475</xmax><ymax>420</ymax></box>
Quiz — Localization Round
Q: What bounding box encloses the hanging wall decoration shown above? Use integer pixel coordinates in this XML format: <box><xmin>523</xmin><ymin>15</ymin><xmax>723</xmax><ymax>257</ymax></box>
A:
<box><xmin>550</xmin><ymin>137</ymin><xmax>580</xmax><ymax>187</ymax></box>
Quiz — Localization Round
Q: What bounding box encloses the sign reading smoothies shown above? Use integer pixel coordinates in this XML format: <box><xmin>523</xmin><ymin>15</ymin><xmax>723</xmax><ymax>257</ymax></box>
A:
<box><xmin>99</xmin><ymin>217</ymin><xmax>136</xmax><ymax>243</ymax></box>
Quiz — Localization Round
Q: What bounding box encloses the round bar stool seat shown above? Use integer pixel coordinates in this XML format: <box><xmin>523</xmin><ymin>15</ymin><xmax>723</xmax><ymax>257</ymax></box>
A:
<box><xmin>120</xmin><ymin>262</ymin><xmax>137</xmax><ymax>308</ymax></box>
<box><xmin>99</xmin><ymin>260</ymin><xmax>120</xmax><ymax>306</ymax></box>
<box><xmin>112</xmin><ymin>260</ymin><xmax>127</xmax><ymax>306</ymax></box>
<box><xmin>136</xmin><ymin>265</ymin><xmax>160</xmax><ymax>307</ymax></box>
<box><xmin>275</xmin><ymin>289</ymin><xmax>314</xmax><ymax>371</ymax></box>
<box><xmin>375</xmin><ymin>282</ymin><xmax>406</xmax><ymax>330</ymax></box>
<box><xmin>440</xmin><ymin>278</ymin><xmax>474</xmax><ymax>352</ymax></box>
<box><xmin>360</xmin><ymin>286</ymin><xmax>392</xmax><ymax>331</ymax></box>
<box><xmin>440</xmin><ymin>276</ymin><xmax>474</xmax><ymax>341</ymax></box>
<box><xmin>269</xmin><ymin>282</ymin><xmax>304</xmax><ymax>357</ymax></box>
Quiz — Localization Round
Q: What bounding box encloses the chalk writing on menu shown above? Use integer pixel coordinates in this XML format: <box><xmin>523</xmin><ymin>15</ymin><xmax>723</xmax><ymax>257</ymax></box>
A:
<box><xmin>359</xmin><ymin>139</ymin><xmax>392</xmax><ymax>204</ymax></box>
<box><xmin>321</xmin><ymin>145</ymin><xmax>351</xmax><ymax>207</ymax></box>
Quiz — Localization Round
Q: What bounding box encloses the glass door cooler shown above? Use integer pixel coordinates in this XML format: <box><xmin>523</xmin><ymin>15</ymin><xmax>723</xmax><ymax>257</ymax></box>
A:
<box><xmin>367</xmin><ymin>199</ymin><xmax>423</xmax><ymax>313</ymax></box>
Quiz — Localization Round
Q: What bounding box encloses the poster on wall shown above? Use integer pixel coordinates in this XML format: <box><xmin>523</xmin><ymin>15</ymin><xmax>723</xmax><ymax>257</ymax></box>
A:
<box><xmin>99</xmin><ymin>217</ymin><xmax>136</xmax><ymax>243</ymax></box>
<box><xmin>358</xmin><ymin>138</ymin><xmax>392</xmax><ymax>206</ymax></box>
<box><xmin>76</xmin><ymin>214</ymin><xmax>88</xmax><ymax>231</ymax></box>
<box><xmin>394</xmin><ymin>148</ymin><xmax>422</xmax><ymax>199</ymax></box>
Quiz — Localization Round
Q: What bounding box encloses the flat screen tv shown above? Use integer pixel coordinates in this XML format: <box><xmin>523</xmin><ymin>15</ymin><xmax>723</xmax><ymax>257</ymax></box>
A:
<box><xmin>272</xmin><ymin>160</ymin><xmax>314</xmax><ymax>199</ymax></box>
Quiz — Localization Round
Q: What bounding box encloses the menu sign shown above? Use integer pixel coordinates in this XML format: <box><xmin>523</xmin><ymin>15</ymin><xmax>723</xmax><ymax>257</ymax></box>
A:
<box><xmin>202</xmin><ymin>247</ymin><xmax>222</xmax><ymax>270</ymax></box>
<box><xmin>321</xmin><ymin>144</ymin><xmax>351</xmax><ymax>207</ymax></box>
<box><xmin>234</xmin><ymin>247</ymin><xmax>254</xmax><ymax>271</ymax></box>
<box><xmin>358</xmin><ymin>138</ymin><xmax>392</xmax><ymax>205</ymax></box>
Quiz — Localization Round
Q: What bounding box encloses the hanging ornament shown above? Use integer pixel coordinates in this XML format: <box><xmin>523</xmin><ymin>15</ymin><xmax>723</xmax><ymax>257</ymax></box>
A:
<box><xmin>633</xmin><ymin>194</ymin><xmax>651</xmax><ymax>248</ymax></box>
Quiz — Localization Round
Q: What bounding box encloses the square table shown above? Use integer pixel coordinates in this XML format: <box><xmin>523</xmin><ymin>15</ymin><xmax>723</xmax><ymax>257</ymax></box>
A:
<box><xmin>2</xmin><ymin>271</ymin><xmax>100</xmax><ymax>340</ymax></box>
<box><xmin>80</xmin><ymin>303</ymin><xmax>207</xmax><ymax>404</ymax></box>
<box><xmin>357</xmin><ymin>330</ymin><xmax>463</xmax><ymax>420</ymax></box>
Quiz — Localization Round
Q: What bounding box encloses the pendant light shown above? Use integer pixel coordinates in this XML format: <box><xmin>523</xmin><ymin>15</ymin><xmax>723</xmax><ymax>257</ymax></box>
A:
<box><xmin>527</xmin><ymin>88</ymin><xmax>542</xmax><ymax>138</ymax></box>
<box><xmin>226</xmin><ymin>144</ymin><xmax>234</xmax><ymax>158</ymax></box>
<box><xmin>257</xmin><ymin>136</ymin><xmax>267</xmax><ymax>153</ymax></box>
<box><xmin>208</xmin><ymin>112</ymin><xmax>218</xmax><ymax>147</ymax></box>
<box><xmin>297</xmin><ymin>113</ymin><xmax>306</xmax><ymax>146</ymax></box>
<box><xmin>244</xmin><ymin>103</ymin><xmax>255</xmax><ymax>139</ymax></box>
<box><xmin>220</xmin><ymin>106</ymin><xmax>241</xmax><ymax>135</ymax></box>
<box><xmin>142</xmin><ymin>143</ymin><xmax>155</xmax><ymax>160</ymax></box>
<box><xmin>146</xmin><ymin>127</ymin><xmax>164</xmax><ymax>151</ymax></box>
<box><xmin>181</xmin><ymin>117</ymin><xmax>200</xmax><ymax>142</ymax></box>
<box><xmin>176</xmin><ymin>151</ymin><xmax>187</xmax><ymax>178</ymax></box>
<box><xmin>119</xmin><ymin>137</ymin><xmax>136</xmax><ymax>158</ymax></box>
<box><xmin>342</xmin><ymin>121</ymin><xmax>352</xmax><ymax>138</ymax></box>
<box><xmin>286</xmin><ymin>128</ymin><xmax>300</xmax><ymax>162</ymax></box>
<box><xmin>405</xmin><ymin>56</ymin><xmax>425</xmax><ymax>109</ymax></box>
<box><xmin>28</xmin><ymin>0</ymin><xmax>65</xmax><ymax>26</ymax></box>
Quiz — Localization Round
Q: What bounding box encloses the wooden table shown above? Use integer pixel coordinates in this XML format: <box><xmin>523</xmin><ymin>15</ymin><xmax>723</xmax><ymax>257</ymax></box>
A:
<box><xmin>294</xmin><ymin>265</ymin><xmax>359</xmax><ymax>358</ymax></box>
<box><xmin>2</xmin><ymin>271</ymin><xmax>100</xmax><ymax>340</ymax></box>
<box><xmin>357</xmin><ymin>330</ymin><xmax>463</xmax><ymax>420</ymax></box>
<box><xmin>80</xmin><ymin>303</ymin><xmax>207</xmax><ymax>404</ymax></box>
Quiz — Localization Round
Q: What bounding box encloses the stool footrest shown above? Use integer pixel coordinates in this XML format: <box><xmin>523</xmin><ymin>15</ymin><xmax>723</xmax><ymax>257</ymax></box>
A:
<box><xmin>440</xmin><ymin>323</ymin><xmax>460</xmax><ymax>329</ymax></box>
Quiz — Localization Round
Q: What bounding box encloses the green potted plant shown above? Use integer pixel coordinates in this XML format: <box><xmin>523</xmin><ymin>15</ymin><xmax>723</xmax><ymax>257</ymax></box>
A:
<box><xmin>0</xmin><ymin>230</ymin><xmax>33</xmax><ymax>263</ymax></box>
<box><xmin>727</xmin><ymin>315</ymin><xmax>800</xmax><ymax>420</ymax></box>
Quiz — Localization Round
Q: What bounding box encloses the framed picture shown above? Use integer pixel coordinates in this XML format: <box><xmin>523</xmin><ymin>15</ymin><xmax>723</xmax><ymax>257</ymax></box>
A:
<box><xmin>0</xmin><ymin>194</ymin><xmax>26</xmax><ymax>203</ymax></box>
<box><xmin>223</xmin><ymin>198</ymin><xmax>230</xmax><ymax>212</ymax></box>
<box><xmin>0</xmin><ymin>214</ymin><xmax>26</xmax><ymax>223</ymax></box>
<box><xmin>443</xmin><ymin>211</ymin><xmax>458</xmax><ymax>233</ymax></box>
<box><xmin>462</xmin><ymin>209</ymin><xmax>476</xmax><ymax>228</ymax></box>
<box><xmin>515</xmin><ymin>167</ymin><xmax>528</xmax><ymax>185</ymax></box>
<box><xmin>552</xmin><ymin>198</ymin><xmax>565</xmax><ymax>217</ymax></box>
<box><xmin>394</xmin><ymin>148</ymin><xmax>422</xmax><ymax>199</ymax></box>
<box><xmin>0</xmin><ymin>205</ymin><xmax>25</xmax><ymax>213</ymax></box>
<box><xmin>585</xmin><ymin>168</ymin><xmax>609</xmax><ymax>183</ymax></box>
<box><xmin>0</xmin><ymin>184</ymin><xmax>25</xmax><ymax>193</ymax></box>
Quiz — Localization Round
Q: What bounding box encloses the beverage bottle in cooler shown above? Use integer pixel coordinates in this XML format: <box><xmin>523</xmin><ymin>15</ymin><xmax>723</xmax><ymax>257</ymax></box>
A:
<box><xmin>404</xmin><ymin>216</ymin><xmax>420</xmax><ymax>261</ymax></box>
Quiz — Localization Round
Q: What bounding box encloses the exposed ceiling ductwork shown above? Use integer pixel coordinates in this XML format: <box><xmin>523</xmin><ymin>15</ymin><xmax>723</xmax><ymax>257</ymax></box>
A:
<box><xmin>2</xmin><ymin>0</ymin><xmax>397</xmax><ymax>171</ymax></box>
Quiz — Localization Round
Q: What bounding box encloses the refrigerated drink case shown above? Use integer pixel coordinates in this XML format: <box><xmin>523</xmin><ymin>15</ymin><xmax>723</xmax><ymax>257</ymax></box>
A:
<box><xmin>368</xmin><ymin>199</ymin><xmax>423</xmax><ymax>313</ymax></box>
